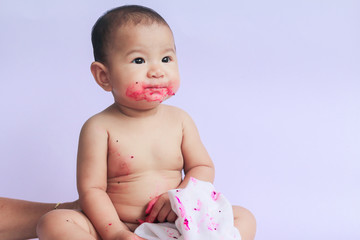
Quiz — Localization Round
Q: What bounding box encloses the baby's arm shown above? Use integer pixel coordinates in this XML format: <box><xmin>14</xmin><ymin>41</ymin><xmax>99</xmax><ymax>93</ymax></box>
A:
<box><xmin>145</xmin><ymin>110</ymin><xmax>215</xmax><ymax>223</ymax></box>
<box><xmin>77</xmin><ymin>118</ymin><xmax>132</xmax><ymax>240</ymax></box>
<box><xmin>178</xmin><ymin>111</ymin><xmax>215</xmax><ymax>186</ymax></box>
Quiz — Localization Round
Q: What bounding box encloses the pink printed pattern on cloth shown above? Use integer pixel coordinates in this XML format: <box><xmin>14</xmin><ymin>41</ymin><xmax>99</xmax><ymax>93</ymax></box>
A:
<box><xmin>134</xmin><ymin>178</ymin><xmax>240</xmax><ymax>240</ymax></box>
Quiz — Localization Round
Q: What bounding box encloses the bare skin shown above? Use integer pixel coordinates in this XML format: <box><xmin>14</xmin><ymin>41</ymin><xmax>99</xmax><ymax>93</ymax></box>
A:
<box><xmin>36</xmin><ymin>19</ymin><xmax>256</xmax><ymax>240</ymax></box>
<box><xmin>2</xmin><ymin>8</ymin><xmax>256</xmax><ymax>240</ymax></box>
<box><xmin>0</xmin><ymin>198</ymin><xmax>78</xmax><ymax>240</ymax></box>
<box><xmin>0</xmin><ymin>198</ymin><xmax>255</xmax><ymax>239</ymax></box>
<box><xmin>102</xmin><ymin>104</ymin><xmax>188</xmax><ymax>226</ymax></box>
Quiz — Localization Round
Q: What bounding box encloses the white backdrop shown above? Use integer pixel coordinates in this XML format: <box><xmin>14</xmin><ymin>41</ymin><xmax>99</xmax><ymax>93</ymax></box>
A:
<box><xmin>0</xmin><ymin>0</ymin><xmax>359</xmax><ymax>239</ymax></box>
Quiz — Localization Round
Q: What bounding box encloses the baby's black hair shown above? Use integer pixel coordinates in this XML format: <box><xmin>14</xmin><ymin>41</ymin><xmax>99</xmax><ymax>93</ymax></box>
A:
<box><xmin>91</xmin><ymin>5</ymin><xmax>169</xmax><ymax>64</ymax></box>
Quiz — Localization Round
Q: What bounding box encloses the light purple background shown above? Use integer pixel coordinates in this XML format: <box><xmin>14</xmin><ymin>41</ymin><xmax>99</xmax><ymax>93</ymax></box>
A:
<box><xmin>0</xmin><ymin>0</ymin><xmax>359</xmax><ymax>239</ymax></box>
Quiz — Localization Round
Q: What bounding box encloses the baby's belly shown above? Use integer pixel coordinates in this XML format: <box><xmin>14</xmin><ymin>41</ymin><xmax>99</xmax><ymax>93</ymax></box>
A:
<box><xmin>107</xmin><ymin>170</ymin><xmax>182</xmax><ymax>227</ymax></box>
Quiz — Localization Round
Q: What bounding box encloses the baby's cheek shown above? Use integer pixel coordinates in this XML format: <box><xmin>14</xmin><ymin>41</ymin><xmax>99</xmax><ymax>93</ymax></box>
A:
<box><xmin>170</xmin><ymin>79</ymin><xmax>180</xmax><ymax>94</ymax></box>
<box><xmin>126</xmin><ymin>83</ymin><xmax>145</xmax><ymax>101</ymax></box>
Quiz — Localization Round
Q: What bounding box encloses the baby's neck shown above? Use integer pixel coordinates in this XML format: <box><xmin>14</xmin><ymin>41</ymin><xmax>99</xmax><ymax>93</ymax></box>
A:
<box><xmin>112</xmin><ymin>102</ymin><xmax>160</xmax><ymax>118</ymax></box>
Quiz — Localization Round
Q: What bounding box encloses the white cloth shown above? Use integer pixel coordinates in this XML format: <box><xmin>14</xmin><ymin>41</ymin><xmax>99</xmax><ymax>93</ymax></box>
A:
<box><xmin>134</xmin><ymin>178</ymin><xmax>241</xmax><ymax>240</ymax></box>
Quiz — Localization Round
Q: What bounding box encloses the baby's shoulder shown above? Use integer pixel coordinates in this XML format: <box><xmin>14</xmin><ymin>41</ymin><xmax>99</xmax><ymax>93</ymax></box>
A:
<box><xmin>80</xmin><ymin>106</ymin><xmax>115</xmax><ymax>132</ymax></box>
<box><xmin>162</xmin><ymin>104</ymin><xmax>192</xmax><ymax>119</ymax></box>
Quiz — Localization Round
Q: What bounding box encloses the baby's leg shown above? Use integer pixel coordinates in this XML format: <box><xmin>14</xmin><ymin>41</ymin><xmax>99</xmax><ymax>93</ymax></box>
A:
<box><xmin>0</xmin><ymin>197</ymin><xmax>77</xmax><ymax>240</ymax></box>
<box><xmin>233</xmin><ymin>206</ymin><xmax>256</xmax><ymax>240</ymax></box>
<box><xmin>37</xmin><ymin>209</ymin><xmax>100</xmax><ymax>240</ymax></box>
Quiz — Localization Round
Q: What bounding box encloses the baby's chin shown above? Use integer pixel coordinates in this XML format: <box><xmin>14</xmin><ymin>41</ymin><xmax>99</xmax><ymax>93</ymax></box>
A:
<box><xmin>136</xmin><ymin>95</ymin><xmax>173</xmax><ymax>108</ymax></box>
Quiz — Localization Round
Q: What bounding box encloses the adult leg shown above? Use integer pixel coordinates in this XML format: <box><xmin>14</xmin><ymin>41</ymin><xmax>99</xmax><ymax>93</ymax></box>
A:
<box><xmin>0</xmin><ymin>197</ymin><xmax>78</xmax><ymax>240</ymax></box>
<box><xmin>233</xmin><ymin>205</ymin><xmax>256</xmax><ymax>240</ymax></box>
<box><xmin>36</xmin><ymin>209</ymin><xmax>99</xmax><ymax>240</ymax></box>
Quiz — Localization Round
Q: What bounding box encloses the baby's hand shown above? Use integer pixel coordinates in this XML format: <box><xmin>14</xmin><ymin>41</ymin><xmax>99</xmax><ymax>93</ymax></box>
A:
<box><xmin>144</xmin><ymin>193</ymin><xmax>177</xmax><ymax>223</ymax></box>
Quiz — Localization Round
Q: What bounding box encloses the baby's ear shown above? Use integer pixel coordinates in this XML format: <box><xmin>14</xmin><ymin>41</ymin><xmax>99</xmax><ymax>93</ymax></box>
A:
<box><xmin>90</xmin><ymin>61</ymin><xmax>112</xmax><ymax>92</ymax></box>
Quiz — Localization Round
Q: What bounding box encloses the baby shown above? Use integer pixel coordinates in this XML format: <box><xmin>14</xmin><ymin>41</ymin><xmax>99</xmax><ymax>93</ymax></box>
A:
<box><xmin>36</xmin><ymin>5</ymin><xmax>255</xmax><ymax>240</ymax></box>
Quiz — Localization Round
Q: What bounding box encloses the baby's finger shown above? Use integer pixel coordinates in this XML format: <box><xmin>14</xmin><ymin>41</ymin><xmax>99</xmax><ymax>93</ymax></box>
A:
<box><xmin>133</xmin><ymin>234</ymin><xmax>147</xmax><ymax>240</ymax></box>
<box><xmin>166</xmin><ymin>211</ymin><xmax>177</xmax><ymax>223</ymax></box>
<box><xmin>145</xmin><ymin>196</ymin><xmax>159</xmax><ymax>215</ymax></box>
<box><xmin>146</xmin><ymin>196</ymin><xmax>167</xmax><ymax>222</ymax></box>
<box><xmin>135</xmin><ymin>235</ymin><xmax>147</xmax><ymax>240</ymax></box>
<box><xmin>156</xmin><ymin>203</ymin><xmax>172</xmax><ymax>222</ymax></box>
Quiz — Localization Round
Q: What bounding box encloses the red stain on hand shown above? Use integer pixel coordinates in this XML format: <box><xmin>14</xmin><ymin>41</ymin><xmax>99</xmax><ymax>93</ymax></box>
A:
<box><xmin>145</xmin><ymin>215</ymin><xmax>153</xmax><ymax>223</ymax></box>
<box><xmin>137</xmin><ymin>219</ymin><xmax>145</xmax><ymax>224</ymax></box>
<box><xmin>145</xmin><ymin>196</ymin><xmax>159</xmax><ymax>215</ymax></box>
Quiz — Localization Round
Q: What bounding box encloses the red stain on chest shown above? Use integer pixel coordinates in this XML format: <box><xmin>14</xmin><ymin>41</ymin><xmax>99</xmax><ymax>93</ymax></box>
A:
<box><xmin>121</xmin><ymin>162</ymin><xmax>130</xmax><ymax>176</ymax></box>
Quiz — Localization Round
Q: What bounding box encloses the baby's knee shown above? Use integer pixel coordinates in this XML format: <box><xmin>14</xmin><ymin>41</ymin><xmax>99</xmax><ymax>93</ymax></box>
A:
<box><xmin>233</xmin><ymin>206</ymin><xmax>256</xmax><ymax>221</ymax></box>
<box><xmin>36</xmin><ymin>209</ymin><xmax>81</xmax><ymax>237</ymax></box>
<box><xmin>37</xmin><ymin>210</ymin><xmax>66</xmax><ymax>231</ymax></box>
<box><xmin>232</xmin><ymin>206</ymin><xmax>256</xmax><ymax>240</ymax></box>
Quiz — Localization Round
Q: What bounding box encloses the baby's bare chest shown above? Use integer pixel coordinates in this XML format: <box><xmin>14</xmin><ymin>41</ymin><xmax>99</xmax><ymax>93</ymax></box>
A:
<box><xmin>106</xmin><ymin>122</ymin><xmax>184</xmax><ymax>179</ymax></box>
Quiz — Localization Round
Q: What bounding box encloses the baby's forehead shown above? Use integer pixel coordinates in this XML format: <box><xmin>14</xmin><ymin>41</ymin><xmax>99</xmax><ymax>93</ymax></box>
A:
<box><xmin>115</xmin><ymin>21</ymin><xmax>171</xmax><ymax>35</ymax></box>
<box><xmin>111</xmin><ymin>22</ymin><xmax>174</xmax><ymax>45</ymax></box>
<box><xmin>104</xmin><ymin>21</ymin><xmax>176</xmax><ymax>61</ymax></box>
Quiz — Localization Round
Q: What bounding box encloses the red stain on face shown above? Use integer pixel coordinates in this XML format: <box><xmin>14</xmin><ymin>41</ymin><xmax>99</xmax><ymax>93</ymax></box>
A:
<box><xmin>126</xmin><ymin>82</ymin><xmax>176</xmax><ymax>103</ymax></box>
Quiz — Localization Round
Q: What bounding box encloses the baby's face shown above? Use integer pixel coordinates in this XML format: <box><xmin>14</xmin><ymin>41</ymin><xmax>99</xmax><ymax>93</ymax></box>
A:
<box><xmin>105</xmin><ymin>23</ymin><xmax>180</xmax><ymax>110</ymax></box>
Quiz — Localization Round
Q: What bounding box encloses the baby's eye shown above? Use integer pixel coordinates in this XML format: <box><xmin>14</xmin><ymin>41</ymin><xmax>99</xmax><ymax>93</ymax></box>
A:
<box><xmin>162</xmin><ymin>56</ymin><xmax>171</xmax><ymax>63</ymax></box>
<box><xmin>132</xmin><ymin>58</ymin><xmax>145</xmax><ymax>64</ymax></box>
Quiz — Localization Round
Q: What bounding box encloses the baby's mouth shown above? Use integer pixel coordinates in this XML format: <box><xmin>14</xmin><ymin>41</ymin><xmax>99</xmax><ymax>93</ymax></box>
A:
<box><xmin>144</xmin><ymin>86</ymin><xmax>168</xmax><ymax>94</ymax></box>
<box><xmin>144</xmin><ymin>84</ymin><xmax>167</xmax><ymax>89</ymax></box>
<box><xmin>146</xmin><ymin>86</ymin><xmax>163</xmax><ymax>90</ymax></box>
<box><xmin>144</xmin><ymin>85</ymin><xmax>169</xmax><ymax>94</ymax></box>
<box><xmin>126</xmin><ymin>83</ymin><xmax>176</xmax><ymax>102</ymax></box>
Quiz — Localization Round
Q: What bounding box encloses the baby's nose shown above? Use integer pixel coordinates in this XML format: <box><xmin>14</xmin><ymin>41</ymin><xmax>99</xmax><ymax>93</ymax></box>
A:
<box><xmin>147</xmin><ymin>65</ymin><xmax>164</xmax><ymax>79</ymax></box>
